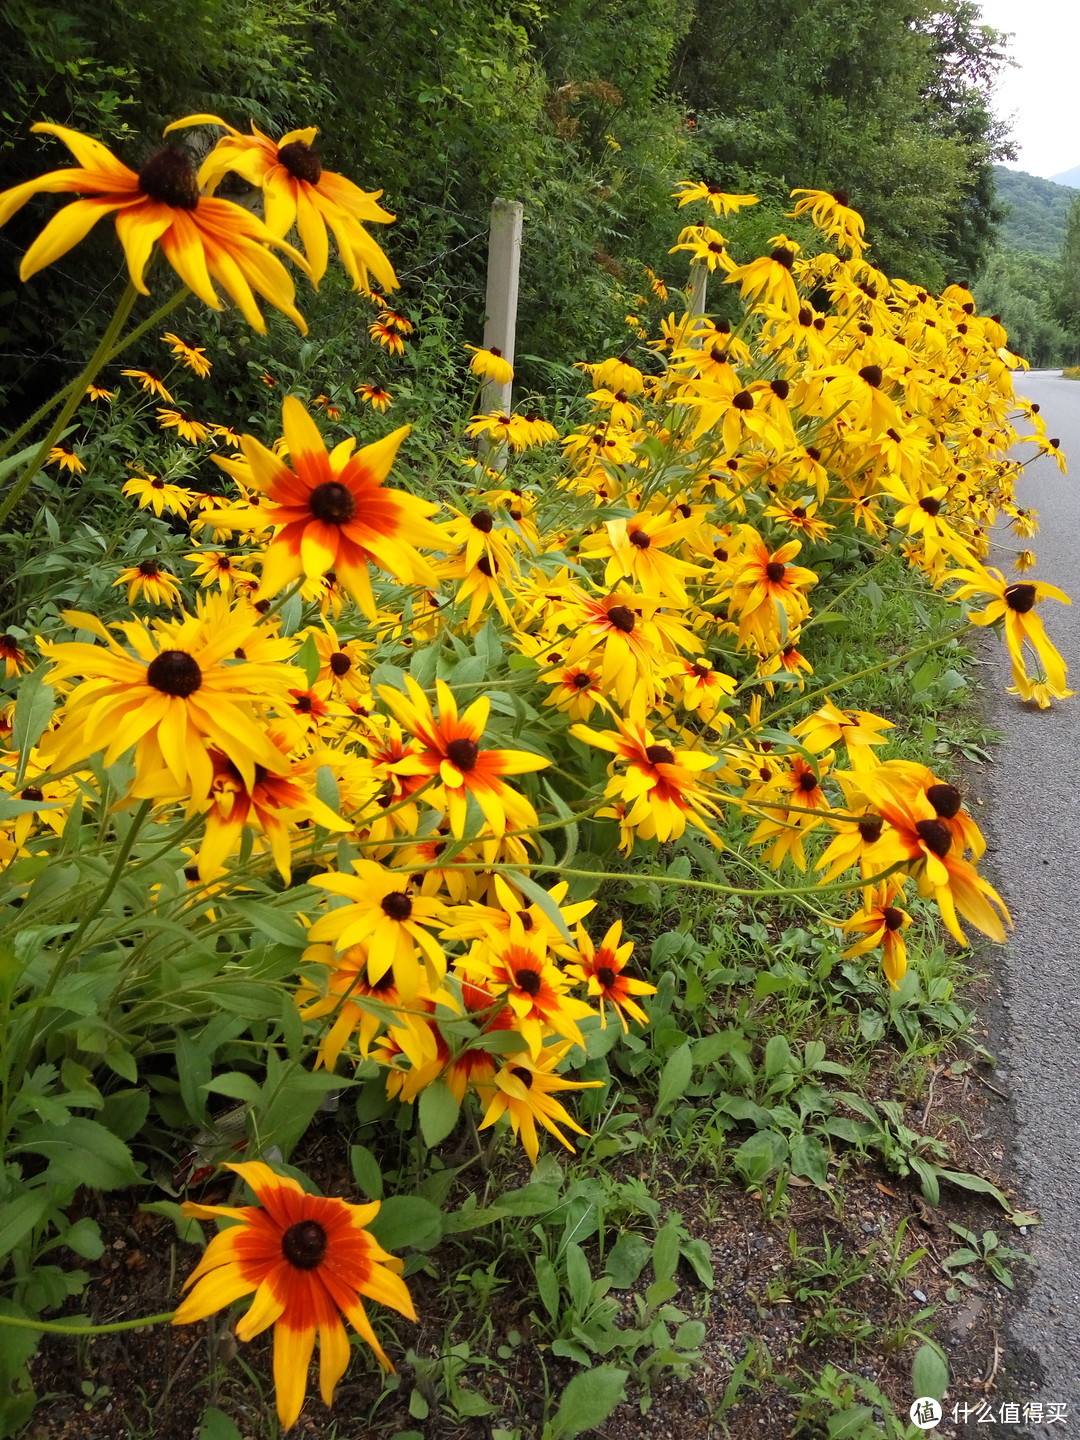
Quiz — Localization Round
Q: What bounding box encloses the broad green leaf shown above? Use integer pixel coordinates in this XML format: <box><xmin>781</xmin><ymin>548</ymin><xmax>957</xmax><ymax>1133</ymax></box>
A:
<box><xmin>369</xmin><ymin>1195</ymin><xmax>444</xmax><ymax>1251</ymax></box>
<box><xmin>733</xmin><ymin>1131</ymin><xmax>787</xmax><ymax>1186</ymax></box>
<box><xmin>418</xmin><ymin>1080</ymin><xmax>461</xmax><ymax>1148</ymax></box>
<box><xmin>198</xmin><ymin>1407</ymin><xmax>244</xmax><ymax>1440</ymax></box>
<box><xmin>13</xmin><ymin>1118</ymin><xmax>140</xmax><ymax>1190</ymax></box>
<box><xmin>0</xmin><ymin>1191</ymin><xmax>51</xmax><ymax>1260</ymax></box>
<box><xmin>656</xmin><ymin>1042</ymin><xmax>692</xmax><ymax>1114</ymax></box>
<box><xmin>549</xmin><ymin>1366</ymin><xmax>628</xmax><ymax>1438</ymax></box>
<box><xmin>350</xmin><ymin>1144</ymin><xmax>384</xmax><ymax>1200</ymax></box>
<box><xmin>605</xmin><ymin>1232</ymin><xmax>651</xmax><ymax>1289</ymax></box>
<box><xmin>203</xmin><ymin>1071</ymin><xmax>262</xmax><ymax>1104</ymax></box>
<box><xmin>911</xmin><ymin>1342</ymin><xmax>949</xmax><ymax>1401</ymax></box>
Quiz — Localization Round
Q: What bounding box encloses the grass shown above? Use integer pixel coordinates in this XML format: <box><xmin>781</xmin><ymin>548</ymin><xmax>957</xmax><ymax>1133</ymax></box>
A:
<box><xmin>32</xmin><ymin>551</ymin><xmax>1008</xmax><ymax>1440</ymax></box>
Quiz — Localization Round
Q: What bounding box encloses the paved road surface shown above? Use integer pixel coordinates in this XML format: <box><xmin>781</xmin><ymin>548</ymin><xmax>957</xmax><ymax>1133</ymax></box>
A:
<box><xmin>982</xmin><ymin>370</ymin><xmax>1080</xmax><ymax>1403</ymax></box>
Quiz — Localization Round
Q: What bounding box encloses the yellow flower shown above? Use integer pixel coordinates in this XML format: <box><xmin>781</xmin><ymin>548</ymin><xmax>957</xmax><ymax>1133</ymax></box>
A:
<box><xmin>478</xmin><ymin>1044</ymin><xmax>602</xmax><ymax>1163</ymax></box>
<box><xmin>112</xmin><ymin>560</ymin><xmax>182</xmax><ymax>607</ymax></box>
<box><xmin>161</xmin><ymin>331</ymin><xmax>211</xmax><ymax>378</ymax></box>
<box><xmin>672</xmin><ymin>180</ymin><xmax>759</xmax><ymax>216</ymax></box>
<box><xmin>0</xmin><ymin>124</ymin><xmax>308</xmax><ymax>332</ymax></box>
<box><xmin>466</xmin><ymin>344</ymin><xmax>514</xmax><ymax>385</ymax></box>
<box><xmin>47</xmin><ymin>444</ymin><xmax>84</xmax><ymax>474</ymax></box>
<box><xmin>157</xmin><ymin>408</ymin><xmax>211</xmax><ymax>444</ymax></box>
<box><xmin>356</xmin><ymin>383</ymin><xmax>392</xmax><ymax>411</ymax></box>
<box><xmin>122</xmin><ymin>471</ymin><xmax>193</xmax><ymax>517</ymax></box>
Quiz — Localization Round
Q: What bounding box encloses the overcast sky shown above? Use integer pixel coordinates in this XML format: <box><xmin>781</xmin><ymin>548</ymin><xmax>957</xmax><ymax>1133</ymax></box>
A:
<box><xmin>978</xmin><ymin>0</ymin><xmax>1080</xmax><ymax>178</ymax></box>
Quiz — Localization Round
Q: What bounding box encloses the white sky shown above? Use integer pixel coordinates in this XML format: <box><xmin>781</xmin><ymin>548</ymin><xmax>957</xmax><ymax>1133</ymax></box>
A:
<box><xmin>978</xmin><ymin>0</ymin><xmax>1080</xmax><ymax>178</ymax></box>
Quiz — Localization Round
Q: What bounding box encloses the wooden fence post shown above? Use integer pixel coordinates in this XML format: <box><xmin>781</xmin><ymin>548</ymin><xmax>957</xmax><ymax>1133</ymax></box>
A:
<box><xmin>479</xmin><ymin>199</ymin><xmax>524</xmax><ymax>467</ymax></box>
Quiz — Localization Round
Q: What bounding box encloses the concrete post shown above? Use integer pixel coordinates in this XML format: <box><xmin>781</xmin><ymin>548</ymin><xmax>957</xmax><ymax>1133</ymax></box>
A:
<box><xmin>479</xmin><ymin>199</ymin><xmax>523</xmax><ymax>467</ymax></box>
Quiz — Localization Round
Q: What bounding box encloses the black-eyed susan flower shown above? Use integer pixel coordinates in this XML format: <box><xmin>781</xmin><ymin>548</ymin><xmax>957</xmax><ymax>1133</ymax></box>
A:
<box><xmin>112</xmin><ymin>560</ymin><xmax>182</xmax><ymax>607</ymax></box>
<box><xmin>788</xmin><ymin>188</ymin><xmax>867</xmax><ymax>258</ymax></box>
<box><xmin>174</xmin><ymin>1160</ymin><xmax>416</xmax><ymax>1429</ymax></box>
<box><xmin>726</xmin><ymin>236</ymin><xmax>802</xmax><ymax>317</ymax></box>
<box><xmin>566</xmin><ymin>920</ymin><xmax>654</xmax><ymax>1030</ymax></box>
<box><xmin>307</xmin><ymin>858</ymin><xmax>448</xmax><ymax>997</ymax></box>
<box><xmin>669</xmin><ymin>223</ymin><xmax>732</xmax><ymax>272</ymax></box>
<box><xmin>466</xmin><ymin>344</ymin><xmax>514</xmax><ymax>386</ymax></box>
<box><xmin>477</xmin><ymin>1044</ymin><xmax>602</xmax><ymax>1163</ymax></box>
<box><xmin>380</xmin><ymin>676</ymin><xmax>548</xmax><ymax>837</ymax></box>
<box><xmin>465</xmin><ymin>411</ymin><xmax>534</xmax><ymax>451</ymax></box>
<box><xmin>161</xmin><ymin>332</ymin><xmax>211</xmax><ymax>378</ymax></box>
<box><xmin>122</xmin><ymin>471</ymin><xmax>194</xmax><ymax>518</ymax></box>
<box><xmin>121</xmin><ymin>368</ymin><xmax>174</xmax><ymax>402</ymax></box>
<box><xmin>465</xmin><ymin>922</ymin><xmax>594</xmax><ymax>1056</ymax></box>
<box><xmin>213</xmin><ymin>396</ymin><xmax>442</xmax><ymax>616</ymax></box>
<box><xmin>39</xmin><ymin>601</ymin><xmax>301</xmax><ymax>801</ymax></box>
<box><xmin>368</xmin><ymin>320</ymin><xmax>405</xmax><ymax>355</ymax></box>
<box><xmin>0</xmin><ymin>633</ymin><xmax>30</xmax><ymax>678</ymax></box>
<box><xmin>185</xmin><ymin>550</ymin><xmax>258</xmax><ymax>592</ymax></box>
<box><xmin>356</xmin><ymin>383</ymin><xmax>392</xmax><ymax>411</ymax></box>
<box><xmin>172</xmin><ymin>116</ymin><xmax>397</xmax><ymax>294</ymax></box>
<box><xmin>949</xmin><ymin>565</ymin><xmax>1070</xmax><ymax>694</ymax></box>
<box><xmin>0</xmin><ymin>124</ymin><xmax>308</xmax><ymax>332</ymax></box>
<box><xmin>157</xmin><ymin>408</ymin><xmax>211</xmax><ymax>444</ymax></box>
<box><xmin>840</xmin><ymin>879</ymin><xmax>911</xmax><ymax>989</ymax></box>
<box><xmin>85</xmin><ymin>383</ymin><xmax>114</xmax><ymax>403</ymax></box>
<box><xmin>47</xmin><ymin>444</ymin><xmax>84</xmax><ymax>474</ymax></box>
<box><xmin>672</xmin><ymin>180</ymin><xmax>759</xmax><ymax>215</ymax></box>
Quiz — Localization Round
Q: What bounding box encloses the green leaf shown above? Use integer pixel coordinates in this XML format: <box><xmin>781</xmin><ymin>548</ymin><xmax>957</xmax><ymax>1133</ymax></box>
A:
<box><xmin>764</xmin><ymin>1035</ymin><xmax>794</xmax><ymax>1077</ymax></box>
<box><xmin>140</xmin><ymin>1201</ymin><xmax>205</xmax><ymax>1246</ymax></box>
<box><xmin>733</xmin><ymin>1131</ymin><xmax>787</xmax><ymax>1187</ymax></box>
<box><xmin>418</xmin><ymin>1080</ymin><xmax>461</xmax><ymax>1147</ymax></box>
<box><xmin>350</xmin><ymin>1144</ymin><xmax>383</xmax><ymax>1200</ymax></box>
<box><xmin>656</xmin><ymin>1042</ymin><xmax>692</xmax><ymax>1115</ymax></box>
<box><xmin>935</xmin><ymin>1168</ymin><xmax>1010</xmax><ymax>1209</ymax></box>
<box><xmin>911</xmin><ymin>1342</ymin><xmax>949</xmax><ymax>1401</ymax></box>
<box><xmin>826</xmin><ymin>1406</ymin><xmax>875</xmax><ymax>1439</ymax></box>
<box><xmin>652</xmin><ymin>1218</ymin><xmax>681</xmax><ymax>1285</ymax></box>
<box><xmin>295</xmin><ymin>632</ymin><xmax>321</xmax><ymax>689</ymax></box>
<box><xmin>0</xmin><ymin>1191</ymin><xmax>51</xmax><ymax>1260</ymax></box>
<box><xmin>535</xmin><ymin>1254</ymin><xmax>561</xmax><ymax>1320</ymax></box>
<box><xmin>369</xmin><ymin>1196</ymin><xmax>444</xmax><ymax>1252</ymax></box>
<box><xmin>203</xmin><ymin>1072</ymin><xmax>261</xmax><ymax>1104</ymax></box>
<box><xmin>14</xmin><ymin>1118</ymin><xmax>140</xmax><ymax>1190</ymax></box>
<box><xmin>198</xmin><ymin>1407</ymin><xmax>244</xmax><ymax>1440</ymax></box>
<box><xmin>605</xmin><ymin>1232</ymin><xmax>651</xmax><ymax>1289</ymax></box>
<box><xmin>229</xmin><ymin>900</ymin><xmax>307</xmax><ymax>948</ymax></box>
<box><xmin>11</xmin><ymin>664</ymin><xmax>55</xmax><ymax>784</ymax></box>
<box><xmin>60</xmin><ymin>1218</ymin><xmax>104</xmax><ymax>1260</ymax></box>
<box><xmin>549</xmin><ymin>1366</ymin><xmax>628</xmax><ymax>1438</ymax></box>
<box><xmin>789</xmin><ymin>1134</ymin><xmax>829</xmax><ymax>1188</ymax></box>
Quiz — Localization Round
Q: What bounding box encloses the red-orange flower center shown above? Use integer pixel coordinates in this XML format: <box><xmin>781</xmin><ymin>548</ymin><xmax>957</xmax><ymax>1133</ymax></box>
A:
<box><xmin>882</xmin><ymin>906</ymin><xmax>905</xmax><ymax>931</ymax></box>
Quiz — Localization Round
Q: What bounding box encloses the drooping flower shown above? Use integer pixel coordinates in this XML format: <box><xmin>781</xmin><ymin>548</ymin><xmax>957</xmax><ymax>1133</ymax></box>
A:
<box><xmin>840</xmin><ymin>879</ymin><xmax>911</xmax><ymax>988</ymax></box>
<box><xmin>47</xmin><ymin>444</ymin><xmax>85</xmax><ymax>474</ymax></box>
<box><xmin>477</xmin><ymin>1045</ymin><xmax>603</xmax><ymax>1163</ymax></box>
<box><xmin>161</xmin><ymin>331</ymin><xmax>212</xmax><ymax>378</ymax></box>
<box><xmin>171</xmin><ymin>116</ymin><xmax>397</xmax><ymax>293</ymax></box>
<box><xmin>173</xmin><ymin>1161</ymin><xmax>416</xmax><ymax>1429</ymax></box>
<box><xmin>0</xmin><ymin>124</ymin><xmax>308</xmax><ymax>332</ymax></box>
<box><xmin>466</xmin><ymin>345</ymin><xmax>514</xmax><ymax>386</ymax></box>
<box><xmin>112</xmin><ymin>560</ymin><xmax>182</xmax><ymax>607</ymax></box>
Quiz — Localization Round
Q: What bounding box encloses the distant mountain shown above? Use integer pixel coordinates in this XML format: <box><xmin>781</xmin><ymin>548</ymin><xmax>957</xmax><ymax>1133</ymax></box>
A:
<box><xmin>992</xmin><ymin>166</ymin><xmax>1077</xmax><ymax>255</ymax></box>
<box><xmin>1049</xmin><ymin>164</ymin><xmax>1080</xmax><ymax>189</ymax></box>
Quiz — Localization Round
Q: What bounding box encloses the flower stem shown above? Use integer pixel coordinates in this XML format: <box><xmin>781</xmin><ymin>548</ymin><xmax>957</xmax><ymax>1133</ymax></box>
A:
<box><xmin>0</xmin><ymin>1311</ymin><xmax>175</xmax><ymax>1335</ymax></box>
<box><xmin>0</xmin><ymin>281</ymin><xmax>141</xmax><ymax>529</ymax></box>
<box><xmin>0</xmin><ymin>289</ymin><xmax>187</xmax><ymax>467</ymax></box>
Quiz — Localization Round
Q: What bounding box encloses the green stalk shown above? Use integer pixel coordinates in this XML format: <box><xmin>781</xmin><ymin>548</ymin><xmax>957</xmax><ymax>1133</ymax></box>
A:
<box><xmin>0</xmin><ymin>289</ymin><xmax>187</xmax><ymax>467</ymax></box>
<box><xmin>0</xmin><ymin>282</ymin><xmax>140</xmax><ymax>530</ymax></box>
<box><xmin>0</xmin><ymin>1311</ymin><xmax>174</xmax><ymax>1335</ymax></box>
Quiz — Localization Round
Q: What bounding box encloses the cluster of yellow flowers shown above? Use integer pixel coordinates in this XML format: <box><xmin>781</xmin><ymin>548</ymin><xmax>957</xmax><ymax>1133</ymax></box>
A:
<box><xmin>0</xmin><ymin>122</ymin><xmax>1070</xmax><ymax>1426</ymax></box>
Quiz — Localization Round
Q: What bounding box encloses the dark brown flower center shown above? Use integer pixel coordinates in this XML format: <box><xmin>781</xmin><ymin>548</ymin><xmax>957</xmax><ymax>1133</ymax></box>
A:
<box><xmin>470</xmin><ymin>510</ymin><xmax>494</xmax><ymax>533</ymax></box>
<box><xmin>281</xmin><ymin>1219</ymin><xmax>327</xmax><ymax>1270</ymax></box>
<box><xmin>138</xmin><ymin>148</ymin><xmax>200</xmax><ymax>209</ymax></box>
<box><xmin>919</xmin><ymin>497</ymin><xmax>942</xmax><ymax>516</ymax></box>
<box><xmin>277</xmin><ymin>140</ymin><xmax>323</xmax><ymax>185</ymax></box>
<box><xmin>446</xmin><ymin>737</ymin><xmax>479</xmax><ymax>771</ymax></box>
<box><xmin>20</xmin><ymin>787</ymin><xmax>44</xmax><ymax>802</ymax></box>
<box><xmin>146</xmin><ymin>649</ymin><xmax>202</xmax><ymax>697</ymax></box>
<box><xmin>915</xmin><ymin>818</ymin><xmax>952</xmax><ymax>857</ymax></box>
<box><xmin>138</xmin><ymin>561</ymin><xmax>161</xmax><ymax>576</ymax></box>
<box><xmin>309</xmin><ymin>482</ymin><xmax>356</xmax><ymax>525</ymax></box>
<box><xmin>857</xmin><ymin>815</ymin><xmax>884</xmax><ymax>843</ymax></box>
<box><xmin>798</xmin><ymin>306</ymin><xmax>813</xmax><ymax>326</ymax></box>
<box><xmin>770</xmin><ymin>379</ymin><xmax>790</xmax><ymax>399</ymax></box>
<box><xmin>882</xmin><ymin>905</ymin><xmax>904</xmax><ymax>931</ymax></box>
<box><xmin>771</xmin><ymin>245</ymin><xmax>795</xmax><ymax>268</ymax></box>
<box><xmin>832</xmin><ymin>188</ymin><xmax>850</xmax><ymax>206</ymax></box>
<box><xmin>733</xmin><ymin>389</ymin><xmax>754</xmax><ymax>411</ymax></box>
<box><xmin>859</xmin><ymin>364</ymin><xmax>883</xmax><ymax>388</ymax></box>
<box><xmin>330</xmin><ymin>651</ymin><xmax>352</xmax><ymax>676</ymax></box>
<box><xmin>926</xmin><ymin>783</ymin><xmax>961</xmax><ymax>819</ymax></box>
<box><xmin>1005</xmin><ymin>583</ymin><xmax>1036</xmax><ymax>614</ymax></box>
<box><xmin>511</xmin><ymin>1065</ymin><xmax>534</xmax><ymax>1088</ymax></box>
<box><xmin>514</xmin><ymin>968</ymin><xmax>542</xmax><ymax>996</ymax></box>
<box><xmin>628</xmin><ymin>528</ymin><xmax>651</xmax><ymax>549</ymax></box>
<box><xmin>381</xmin><ymin>890</ymin><xmax>413</xmax><ymax>921</ymax></box>
<box><xmin>797</xmin><ymin>769</ymin><xmax>820</xmax><ymax>792</ymax></box>
<box><xmin>607</xmin><ymin>605</ymin><xmax>635</xmax><ymax>633</ymax></box>
<box><xmin>477</xmin><ymin>555</ymin><xmax>496</xmax><ymax>577</ymax></box>
<box><xmin>766</xmin><ymin>561</ymin><xmax>787</xmax><ymax>583</ymax></box>
<box><xmin>596</xmin><ymin>965</ymin><xmax>617</xmax><ymax>988</ymax></box>
<box><xmin>645</xmin><ymin>744</ymin><xmax>674</xmax><ymax>766</ymax></box>
<box><xmin>571</xmin><ymin>672</ymin><xmax>593</xmax><ymax>689</ymax></box>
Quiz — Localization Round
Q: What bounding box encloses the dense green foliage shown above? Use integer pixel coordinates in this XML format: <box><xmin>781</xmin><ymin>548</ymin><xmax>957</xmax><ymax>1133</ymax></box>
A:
<box><xmin>992</xmin><ymin>166</ymin><xmax>1076</xmax><ymax>256</ymax></box>
<box><xmin>975</xmin><ymin>173</ymin><xmax>1080</xmax><ymax>367</ymax></box>
<box><xmin>0</xmin><ymin>0</ymin><xmax>1013</xmax><ymax>426</ymax></box>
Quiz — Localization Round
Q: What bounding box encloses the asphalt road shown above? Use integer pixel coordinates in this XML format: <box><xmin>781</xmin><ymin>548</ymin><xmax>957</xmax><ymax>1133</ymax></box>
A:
<box><xmin>981</xmin><ymin>370</ymin><xmax>1080</xmax><ymax>1403</ymax></box>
